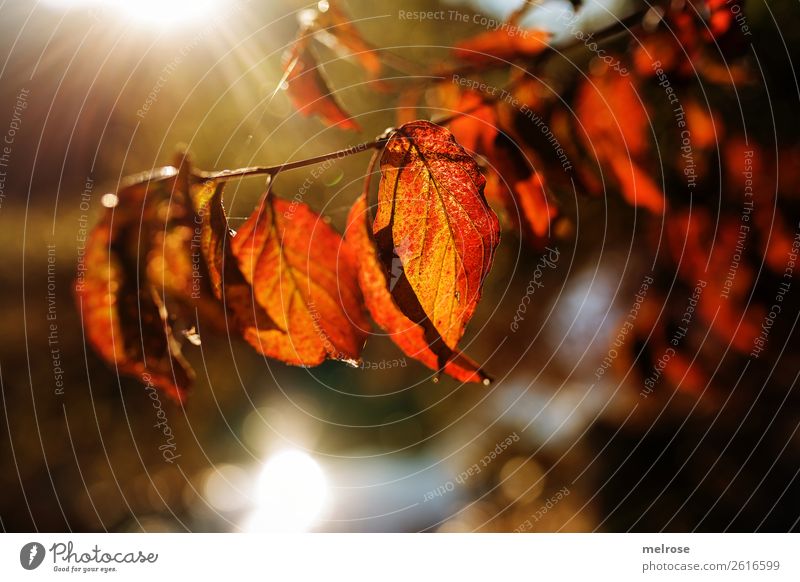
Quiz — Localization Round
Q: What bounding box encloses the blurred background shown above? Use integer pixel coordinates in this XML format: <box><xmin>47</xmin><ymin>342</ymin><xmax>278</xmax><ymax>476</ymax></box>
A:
<box><xmin>1</xmin><ymin>0</ymin><xmax>799</xmax><ymax>533</ymax></box>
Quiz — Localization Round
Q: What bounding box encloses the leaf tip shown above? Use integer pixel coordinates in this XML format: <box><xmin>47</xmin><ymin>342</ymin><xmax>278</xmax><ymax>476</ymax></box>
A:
<box><xmin>342</xmin><ymin>357</ymin><xmax>362</xmax><ymax>368</ymax></box>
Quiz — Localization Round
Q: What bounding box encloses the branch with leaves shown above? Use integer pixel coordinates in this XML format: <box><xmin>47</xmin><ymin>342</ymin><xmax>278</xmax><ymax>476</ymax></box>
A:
<box><xmin>76</xmin><ymin>0</ymin><xmax>770</xmax><ymax>402</ymax></box>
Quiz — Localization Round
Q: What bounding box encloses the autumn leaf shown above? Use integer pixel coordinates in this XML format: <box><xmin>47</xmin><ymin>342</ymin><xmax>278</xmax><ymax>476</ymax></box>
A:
<box><xmin>192</xmin><ymin>181</ymin><xmax>300</xmax><ymax>361</ymax></box>
<box><xmin>605</xmin><ymin>153</ymin><xmax>665</xmax><ymax>214</ymax></box>
<box><xmin>373</xmin><ymin>120</ymin><xmax>500</xmax><ymax>353</ymax></box>
<box><xmin>486</xmin><ymin>131</ymin><xmax>559</xmax><ymax>241</ymax></box>
<box><xmin>507</xmin><ymin>170</ymin><xmax>556</xmax><ymax>239</ymax></box>
<box><xmin>633</xmin><ymin>31</ymin><xmax>687</xmax><ymax>78</ymax></box>
<box><xmin>685</xmin><ymin>98</ymin><xmax>722</xmax><ymax>151</ymax></box>
<box><xmin>440</xmin><ymin>90</ymin><xmax>561</xmax><ymax>242</ymax></box>
<box><xmin>313</xmin><ymin>0</ymin><xmax>383</xmax><ymax>81</ymax></box>
<box><xmin>233</xmin><ymin>190</ymin><xmax>369</xmax><ymax>364</ymax></box>
<box><xmin>486</xmin><ymin>73</ymin><xmax>593</xmax><ymax>239</ymax></box>
<box><xmin>438</xmin><ymin>87</ymin><xmax>498</xmax><ymax>156</ymax></box>
<box><xmin>576</xmin><ymin>73</ymin><xmax>665</xmax><ymax>214</ymax></box>
<box><xmin>663</xmin><ymin>209</ymin><xmax>764</xmax><ymax>353</ymax></box>
<box><xmin>396</xmin><ymin>84</ymin><xmax>426</xmax><ymax>126</ymax></box>
<box><xmin>347</xmin><ymin>193</ymin><xmax>490</xmax><ymax>384</ymax></box>
<box><xmin>194</xmin><ymin>180</ymin><xmax>368</xmax><ymax>366</ymax></box>
<box><xmin>75</xmin><ymin>166</ymin><xmax>195</xmax><ymax>403</ymax></box>
<box><xmin>614</xmin><ymin>292</ymin><xmax>709</xmax><ymax>395</ymax></box>
<box><xmin>577</xmin><ymin>73</ymin><xmax>648</xmax><ymax>155</ymax></box>
<box><xmin>146</xmin><ymin>173</ymin><xmax>228</xmax><ymax>329</ymax></box>
<box><xmin>453</xmin><ymin>28</ymin><xmax>550</xmax><ymax>63</ymax></box>
<box><xmin>637</xmin><ymin>2</ymin><xmax>753</xmax><ymax>83</ymax></box>
<box><xmin>283</xmin><ymin>36</ymin><xmax>361</xmax><ymax>131</ymax></box>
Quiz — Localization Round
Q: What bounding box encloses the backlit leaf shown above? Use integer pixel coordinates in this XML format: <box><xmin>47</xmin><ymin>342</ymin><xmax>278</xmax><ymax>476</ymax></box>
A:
<box><xmin>193</xmin><ymin>181</ymin><xmax>301</xmax><ymax>361</ymax></box>
<box><xmin>194</xmin><ymin>181</ymin><xmax>368</xmax><ymax>367</ymax></box>
<box><xmin>486</xmin><ymin>131</ymin><xmax>559</xmax><ymax>241</ymax></box>
<box><xmin>232</xmin><ymin>190</ymin><xmax>369</xmax><ymax>365</ymax></box>
<box><xmin>439</xmin><ymin>88</ymin><xmax>498</xmax><ymax>156</ymax></box>
<box><xmin>283</xmin><ymin>36</ymin><xmax>361</xmax><ymax>131</ymax></box>
<box><xmin>373</xmin><ymin>120</ymin><xmax>500</xmax><ymax>352</ymax></box>
<box><xmin>347</xmin><ymin>194</ymin><xmax>490</xmax><ymax>383</ymax></box>
<box><xmin>75</xmin><ymin>166</ymin><xmax>195</xmax><ymax>403</ymax></box>
<box><xmin>314</xmin><ymin>0</ymin><xmax>383</xmax><ymax>81</ymax></box>
<box><xmin>576</xmin><ymin>73</ymin><xmax>665</xmax><ymax>213</ymax></box>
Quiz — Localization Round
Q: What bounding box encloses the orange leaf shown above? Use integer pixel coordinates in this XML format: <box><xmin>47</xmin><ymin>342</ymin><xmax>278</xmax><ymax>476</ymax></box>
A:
<box><xmin>441</xmin><ymin>89</ymin><xmax>498</xmax><ymax>156</ymax></box>
<box><xmin>664</xmin><ymin>210</ymin><xmax>764</xmax><ymax>353</ymax></box>
<box><xmin>346</xmin><ymin>194</ymin><xmax>490</xmax><ymax>384</ymax></box>
<box><xmin>231</xmin><ymin>191</ymin><xmax>369</xmax><ymax>365</ymax></box>
<box><xmin>195</xmin><ymin>181</ymin><xmax>368</xmax><ymax>367</ymax></box>
<box><xmin>486</xmin><ymin>132</ymin><xmax>559</xmax><ymax>242</ymax></box>
<box><xmin>75</xmin><ymin>167</ymin><xmax>195</xmax><ymax>403</ymax></box>
<box><xmin>453</xmin><ymin>28</ymin><xmax>550</xmax><ymax>63</ymax></box>
<box><xmin>607</xmin><ymin>154</ymin><xmax>665</xmax><ymax>214</ymax></box>
<box><xmin>577</xmin><ymin>74</ymin><xmax>666</xmax><ymax>213</ymax></box>
<box><xmin>314</xmin><ymin>0</ymin><xmax>383</xmax><ymax>81</ymax></box>
<box><xmin>685</xmin><ymin>99</ymin><xmax>722</xmax><ymax>150</ymax></box>
<box><xmin>513</xmin><ymin>171</ymin><xmax>558</xmax><ymax>238</ymax></box>
<box><xmin>373</xmin><ymin>120</ymin><xmax>500</xmax><ymax>351</ymax></box>
<box><xmin>193</xmin><ymin>181</ymin><xmax>303</xmax><ymax>361</ymax></box>
<box><xmin>283</xmin><ymin>36</ymin><xmax>361</xmax><ymax>131</ymax></box>
<box><xmin>577</xmin><ymin>73</ymin><xmax>648</xmax><ymax>156</ymax></box>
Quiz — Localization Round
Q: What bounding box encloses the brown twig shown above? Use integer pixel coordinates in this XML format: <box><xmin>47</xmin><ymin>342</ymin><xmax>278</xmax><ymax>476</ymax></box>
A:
<box><xmin>198</xmin><ymin>135</ymin><xmax>389</xmax><ymax>182</ymax></box>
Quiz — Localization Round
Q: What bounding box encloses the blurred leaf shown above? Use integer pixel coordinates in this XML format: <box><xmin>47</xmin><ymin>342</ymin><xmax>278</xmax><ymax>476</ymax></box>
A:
<box><xmin>576</xmin><ymin>73</ymin><xmax>665</xmax><ymax>214</ymax></box>
<box><xmin>453</xmin><ymin>28</ymin><xmax>550</xmax><ymax>63</ymax></box>
<box><xmin>75</xmin><ymin>165</ymin><xmax>195</xmax><ymax>403</ymax></box>
<box><xmin>315</xmin><ymin>0</ymin><xmax>384</xmax><ymax>81</ymax></box>
<box><xmin>283</xmin><ymin>36</ymin><xmax>361</xmax><ymax>131</ymax></box>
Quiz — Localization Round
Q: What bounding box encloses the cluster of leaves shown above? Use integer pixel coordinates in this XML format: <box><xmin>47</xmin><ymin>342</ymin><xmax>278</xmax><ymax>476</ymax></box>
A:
<box><xmin>76</xmin><ymin>120</ymin><xmax>498</xmax><ymax>402</ymax></box>
<box><xmin>280</xmin><ymin>0</ymin><xmax>779</xmax><ymax>392</ymax></box>
<box><xmin>78</xmin><ymin>0</ymin><xmax>784</xmax><ymax>402</ymax></box>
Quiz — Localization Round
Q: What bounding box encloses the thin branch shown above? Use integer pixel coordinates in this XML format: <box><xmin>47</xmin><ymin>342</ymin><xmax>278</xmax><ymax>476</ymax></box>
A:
<box><xmin>198</xmin><ymin>135</ymin><xmax>389</xmax><ymax>182</ymax></box>
<box><xmin>199</xmin><ymin>8</ymin><xmax>648</xmax><ymax>183</ymax></box>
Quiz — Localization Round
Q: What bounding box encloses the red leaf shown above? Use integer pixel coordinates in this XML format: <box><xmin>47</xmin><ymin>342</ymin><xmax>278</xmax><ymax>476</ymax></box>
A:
<box><xmin>232</xmin><ymin>191</ymin><xmax>369</xmax><ymax>364</ymax></box>
<box><xmin>486</xmin><ymin>132</ymin><xmax>559</xmax><ymax>242</ymax></box>
<box><xmin>441</xmin><ymin>89</ymin><xmax>498</xmax><ymax>156</ymax></box>
<box><xmin>606</xmin><ymin>153</ymin><xmax>665</xmax><ymax>214</ymax></box>
<box><xmin>314</xmin><ymin>0</ymin><xmax>383</xmax><ymax>81</ymax></box>
<box><xmin>283</xmin><ymin>36</ymin><xmax>361</xmax><ymax>131</ymax></box>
